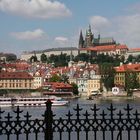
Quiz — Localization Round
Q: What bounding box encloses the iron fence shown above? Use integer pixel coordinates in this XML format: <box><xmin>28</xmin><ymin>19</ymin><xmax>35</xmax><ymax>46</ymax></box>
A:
<box><xmin>0</xmin><ymin>100</ymin><xmax>140</xmax><ymax>140</ymax></box>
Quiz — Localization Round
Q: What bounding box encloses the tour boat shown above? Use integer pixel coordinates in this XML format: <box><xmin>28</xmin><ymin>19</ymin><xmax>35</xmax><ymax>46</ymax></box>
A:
<box><xmin>0</xmin><ymin>96</ymin><xmax>69</xmax><ymax>107</ymax></box>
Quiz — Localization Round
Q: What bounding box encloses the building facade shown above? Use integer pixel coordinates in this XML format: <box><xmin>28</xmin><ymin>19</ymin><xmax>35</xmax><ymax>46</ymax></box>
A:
<box><xmin>114</xmin><ymin>63</ymin><xmax>140</xmax><ymax>88</ymax></box>
<box><xmin>78</xmin><ymin>25</ymin><xmax>128</xmax><ymax>57</ymax></box>
<box><xmin>33</xmin><ymin>72</ymin><xmax>44</xmax><ymax>89</ymax></box>
<box><xmin>78</xmin><ymin>25</ymin><xmax>116</xmax><ymax>49</ymax></box>
<box><xmin>21</xmin><ymin>47</ymin><xmax>79</xmax><ymax>61</ymax></box>
<box><xmin>0</xmin><ymin>71</ymin><xmax>33</xmax><ymax>89</ymax></box>
<box><xmin>77</xmin><ymin>78</ymin><xmax>88</xmax><ymax>96</ymax></box>
<box><xmin>87</xmin><ymin>78</ymin><xmax>101</xmax><ymax>96</ymax></box>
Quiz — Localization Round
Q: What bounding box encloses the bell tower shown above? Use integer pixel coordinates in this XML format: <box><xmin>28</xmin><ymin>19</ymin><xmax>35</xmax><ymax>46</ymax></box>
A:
<box><xmin>84</xmin><ymin>25</ymin><xmax>93</xmax><ymax>47</ymax></box>
<box><xmin>78</xmin><ymin>30</ymin><xmax>84</xmax><ymax>48</ymax></box>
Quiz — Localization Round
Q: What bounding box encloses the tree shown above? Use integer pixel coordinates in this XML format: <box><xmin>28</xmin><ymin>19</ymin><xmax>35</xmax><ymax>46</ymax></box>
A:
<box><xmin>135</xmin><ymin>55</ymin><xmax>140</xmax><ymax>62</ymax></box>
<box><xmin>6</xmin><ymin>54</ymin><xmax>17</xmax><ymax>62</ymax></box>
<box><xmin>126</xmin><ymin>55</ymin><xmax>135</xmax><ymax>63</ymax></box>
<box><xmin>41</xmin><ymin>53</ymin><xmax>47</xmax><ymax>63</ymax></box>
<box><xmin>74</xmin><ymin>53</ymin><xmax>90</xmax><ymax>62</ymax></box>
<box><xmin>70</xmin><ymin>83</ymin><xmax>79</xmax><ymax>95</ymax></box>
<box><xmin>49</xmin><ymin>74</ymin><xmax>61</xmax><ymax>82</ymax></box>
<box><xmin>57</xmin><ymin>53</ymin><xmax>67</xmax><ymax>66</ymax></box>
<box><xmin>95</xmin><ymin>54</ymin><xmax>114</xmax><ymax>64</ymax></box>
<box><xmin>30</xmin><ymin>55</ymin><xmax>38</xmax><ymax>63</ymax></box>
<box><xmin>125</xmin><ymin>70</ymin><xmax>140</xmax><ymax>96</ymax></box>
<box><xmin>99</xmin><ymin>63</ymin><xmax>115</xmax><ymax>91</ymax></box>
<box><xmin>48</xmin><ymin>54</ymin><xmax>58</xmax><ymax>64</ymax></box>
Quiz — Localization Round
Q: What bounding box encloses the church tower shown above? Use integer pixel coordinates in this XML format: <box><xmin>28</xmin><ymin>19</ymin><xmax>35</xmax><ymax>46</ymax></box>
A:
<box><xmin>78</xmin><ymin>30</ymin><xmax>84</xmax><ymax>48</ymax></box>
<box><xmin>84</xmin><ymin>25</ymin><xmax>94</xmax><ymax>47</ymax></box>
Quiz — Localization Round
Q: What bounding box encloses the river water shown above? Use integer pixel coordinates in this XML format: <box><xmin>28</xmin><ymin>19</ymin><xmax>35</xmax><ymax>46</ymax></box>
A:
<box><xmin>1</xmin><ymin>97</ymin><xmax>140</xmax><ymax>140</ymax></box>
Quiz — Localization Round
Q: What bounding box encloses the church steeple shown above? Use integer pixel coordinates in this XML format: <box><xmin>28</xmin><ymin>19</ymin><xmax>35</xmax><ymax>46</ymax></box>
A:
<box><xmin>88</xmin><ymin>24</ymin><xmax>92</xmax><ymax>34</ymax></box>
<box><xmin>78</xmin><ymin>30</ymin><xmax>84</xmax><ymax>48</ymax></box>
<box><xmin>70</xmin><ymin>50</ymin><xmax>73</xmax><ymax>61</ymax></box>
<box><xmin>84</xmin><ymin>25</ymin><xmax>93</xmax><ymax>47</ymax></box>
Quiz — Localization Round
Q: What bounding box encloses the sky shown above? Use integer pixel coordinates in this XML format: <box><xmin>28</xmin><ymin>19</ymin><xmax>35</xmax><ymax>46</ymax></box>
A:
<box><xmin>0</xmin><ymin>0</ymin><xmax>140</xmax><ymax>57</ymax></box>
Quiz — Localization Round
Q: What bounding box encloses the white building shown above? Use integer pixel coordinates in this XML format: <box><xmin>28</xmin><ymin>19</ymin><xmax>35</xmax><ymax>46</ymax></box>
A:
<box><xmin>21</xmin><ymin>47</ymin><xmax>79</xmax><ymax>61</ymax></box>
<box><xmin>33</xmin><ymin>72</ymin><xmax>44</xmax><ymax>89</ymax></box>
<box><xmin>77</xmin><ymin>78</ymin><xmax>88</xmax><ymax>96</ymax></box>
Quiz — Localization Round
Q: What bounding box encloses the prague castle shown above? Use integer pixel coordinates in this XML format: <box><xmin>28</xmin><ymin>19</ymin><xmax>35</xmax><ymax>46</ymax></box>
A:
<box><xmin>79</xmin><ymin>25</ymin><xmax>116</xmax><ymax>48</ymax></box>
<box><xmin>21</xmin><ymin>25</ymin><xmax>128</xmax><ymax>61</ymax></box>
<box><xmin>78</xmin><ymin>25</ymin><xmax>128</xmax><ymax>56</ymax></box>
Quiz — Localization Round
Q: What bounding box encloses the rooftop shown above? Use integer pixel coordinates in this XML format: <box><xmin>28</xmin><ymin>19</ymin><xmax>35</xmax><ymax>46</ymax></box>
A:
<box><xmin>0</xmin><ymin>71</ymin><xmax>33</xmax><ymax>79</ymax></box>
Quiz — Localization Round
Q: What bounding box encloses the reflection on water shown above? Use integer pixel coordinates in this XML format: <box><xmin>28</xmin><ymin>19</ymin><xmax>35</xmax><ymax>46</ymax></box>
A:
<box><xmin>1</xmin><ymin>97</ymin><xmax>140</xmax><ymax>140</ymax></box>
<box><xmin>2</xmin><ymin>97</ymin><xmax>140</xmax><ymax>117</ymax></box>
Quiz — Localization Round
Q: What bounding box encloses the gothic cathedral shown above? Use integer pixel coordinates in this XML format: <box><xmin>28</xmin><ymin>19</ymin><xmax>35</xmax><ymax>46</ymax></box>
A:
<box><xmin>79</xmin><ymin>25</ymin><xmax>116</xmax><ymax>48</ymax></box>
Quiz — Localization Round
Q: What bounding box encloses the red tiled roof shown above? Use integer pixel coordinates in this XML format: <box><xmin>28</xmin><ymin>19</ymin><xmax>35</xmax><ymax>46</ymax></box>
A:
<box><xmin>0</xmin><ymin>71</ymin><xmax>33</xmax><ymax>79</ymax></box>
<box><xmin>116</xmin><ymin>45</ymin><xmax>128</xmax><ymax>49</ymax></box>
<box><xmin>129</xmin><ymin>48</ymin><xmax>140</xmax><ymax>52</ymax></box>
<box><xmin>51</xmin><ymin>67</ymin><xmax>70</xmax><ymax>74</ymax></box>
<box><xmin>1</xmin><ymin>63</ymin><xmax>30</xmax><ymax>71</ymax></box>
<box><xmin>114</xmin><ymin>64</ymin><xmax>140</xmax><ymax>72</ymax></box>
<box><xmin>44</xmin><ymin>82</ymin><xmax>72</xmax><ymax>89</ymax></box>
<box><xmin>80</xmin><ymin>44</ymin><xmax>128</xmax><ymax>52</ymax></box>
<box><xmin>94</xmin><ymin>45</ymin><xmax>116</xmax><ymax>51</ymax></box>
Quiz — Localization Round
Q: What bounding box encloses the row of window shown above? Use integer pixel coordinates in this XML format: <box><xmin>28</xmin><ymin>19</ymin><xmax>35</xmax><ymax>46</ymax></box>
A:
<box><xmin>88</xmin><ymin>84</ymin><xmax>100</xmax><ymax>88</ymax></box>
<box><xmin>34</xmin><ymin>81</ymin><xmax>41</xmax><ymax>84</ymax></box>
<box><xmin>0</xmin><ymin>79</ymin><xmax>32</xmax><ymax>82</ymax></box>
<box><xmin>115</xmin><ymin>77</ymin><xmax>124</xmax><ymax>81</ymax></box>
<box><xmin>0</xmin><ymin>83</ymin><xmax>32</xmax><ymax>88</ymax></box>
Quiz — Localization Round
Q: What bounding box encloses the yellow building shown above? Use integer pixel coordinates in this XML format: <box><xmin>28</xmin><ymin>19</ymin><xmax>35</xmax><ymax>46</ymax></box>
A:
<box><xmin>114</xmin><ymin>72</ymin><xmax>125</xmax><ymax>87</ymax></box>
<box><xmin>87</xmin><ymin>77</ymin><xmax>101</xmax><ymax>96</ymax></box>
<box><xmin>0</xmin><ymin>71</ymin><xmax>33</xmax><ymax>89</ymax></box>
<box><xmin>114</xmin><ymin>64</ymin><xmax>140</xmax><ymax>88</ymax></box>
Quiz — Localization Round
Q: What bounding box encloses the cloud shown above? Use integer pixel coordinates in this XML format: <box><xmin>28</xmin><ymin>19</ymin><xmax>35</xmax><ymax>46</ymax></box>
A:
<box><xmin>55</xmin><ymin>36</ymin><xmax>68</xmax><ymax>43</ymax></box>
<box><xmin>113</xmin><ymin>14</ymin><xmax>140</xmax><ymax>47</ymax></box>
<box><xmin>11</xmin><ymin>29</ymin><xmax>45</xmax><ymax>40</ymax></box>
<box><xmin>0</xmin><ymin>0</ymin><xmax>72</xmax><ymax>19</ymax></box>
<box><xmin>125</xmin><ymin>2</ymin><xmax>140</xmax><ymax>14</ymax></box>
<box><xmin>89</xmin><ymin>13</ymin><xmax>140</xmax><ymax>48</ymax></box>
<box><xmin>89</xmin><ymin>16</ymin><xmax>111</xmax><ymax>31</ymax></box>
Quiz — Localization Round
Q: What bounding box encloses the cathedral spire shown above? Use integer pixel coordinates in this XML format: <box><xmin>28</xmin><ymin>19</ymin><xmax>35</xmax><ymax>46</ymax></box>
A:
<box><xmin>88</xmin><ymin>24</ymin><xmax>91</xmax><ymax>33</ymax></box>
<box><xmin>78</xmin><ymin>30</ymin><xmax>84</xmax><ymax>48</ymax></box>
<box><xmin>70</xmin><ymin>50</ymin><xmax>73</xmax><ymax>61</ymax></box>
<box><xmin>84</xmin><ymin>25</ymin><xmax>93</xmax><ymax>47</ymax></box>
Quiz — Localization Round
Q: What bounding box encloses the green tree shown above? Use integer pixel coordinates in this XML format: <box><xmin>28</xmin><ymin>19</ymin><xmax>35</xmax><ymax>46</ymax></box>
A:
<box><xmin>47</xmin><ymin>53</ymin><xmax>69</xmax><ymax>67</ymax></box>
<box><xmin>125</xmin><ymin>70</ymin><xmax>140</xmax><ymax>96</ymax></box>
<box><xmin>74</xmin><ymin>53</ymin><xmax>90</xmax><ymax>62</ymax></box>
<box><xmin>95</xmin><ymin>54</ymin><xmax>113</xmax><ymax>64</ymax></box>
<box><xmin>30</xmin><ymin>55</ymin><xmax>38</xmax><ymax>63</ymax></box>
<box><xmin>99</xmin><ymin>63</ymin><xmax>115</xmax><ymax>91</ymax></box>
<box><xmin>126</xmin><ymin>55</ymin><xmax>135</xmax><ymax>63</ymax></box>
<box><xmin>49</xmin><ymin>74</ymin><xmax>61</xmax><ymax>82</ymax></box>
<box><xmin>48</xmin><ymin>54</ymin><xmax>58</xmax><ymax>64</ymax></box>
<box><xmin>57</xmin><ymin>53</ymin><xmax>67</xmax><ymax>66</ymax></box>
<box><xmin>70</xmin><ymin>83</ymin><xmax>79</xmax><ymax>95</ymax></box>
<box><xmin>6</xmin><ymin>54</ymin><xmax>17</xmax><ymax>62</ymax></box>
<box><xmin>40</xmin><ymin>53</ymin><xmax>47</xmax><ymax>63</ymax></box>
<box><xmin>135</xmin><ymin>55</ymin><xmax>140</xmax><ymax>62</ymax></box>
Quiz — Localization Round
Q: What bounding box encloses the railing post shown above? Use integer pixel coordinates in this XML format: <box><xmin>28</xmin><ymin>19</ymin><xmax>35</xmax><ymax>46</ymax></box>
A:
<box><xmin>45</xmin><ymin>99</ymin><xmax>53</xmax><ymax>140</ymax></box>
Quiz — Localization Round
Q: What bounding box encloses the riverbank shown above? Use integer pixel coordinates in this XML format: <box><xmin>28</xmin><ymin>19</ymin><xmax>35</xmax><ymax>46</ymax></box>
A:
<box><xmin>85</xmin><ymin>90</ymin><xmax>140</xmax><ymax>104</ymax></box>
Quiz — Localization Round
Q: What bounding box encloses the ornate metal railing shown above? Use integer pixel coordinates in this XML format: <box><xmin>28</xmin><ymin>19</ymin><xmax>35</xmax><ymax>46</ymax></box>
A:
<box><xmin>0</xmin><ymin>100</ymin><xmax>140</xmax><ymax>140</ymax></box>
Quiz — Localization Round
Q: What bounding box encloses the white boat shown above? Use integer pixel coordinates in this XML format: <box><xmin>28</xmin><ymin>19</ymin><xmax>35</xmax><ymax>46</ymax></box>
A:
<box><xmin>0</xmin><ymin>96</ymin><xmax>69</xmax><ymax>107</ymax></box>
<box><xmin>0</xmin><ymin>97</ymin><xmax>12</xmax><ymax>107</ymax></box>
